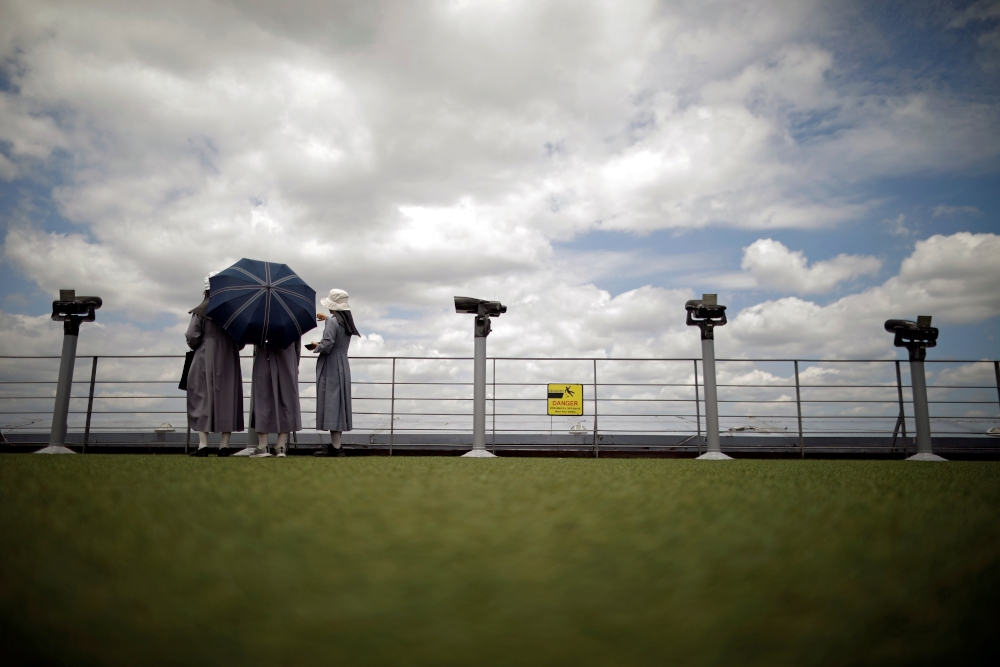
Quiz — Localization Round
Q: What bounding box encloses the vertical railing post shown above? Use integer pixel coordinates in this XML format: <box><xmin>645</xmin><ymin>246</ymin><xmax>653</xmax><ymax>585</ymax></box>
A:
<box><xmin>895</xmin><ymin>360</ymin><xmax>908</xmax><ymax>457</ymax></box>
<box><xmin>389</xmin><ymin>358</ymin><xmax>395</xmax><ymax>457</ymax></box>
<box><xmin>82</xmin><ymin>356</ymin><xmax>98</xmax><ymax>454</ymax></box>
<box><xmin>593</xmin><ymin>359</ymin><xmax>599</xmax><ymax>458</ymax></box>
<box><xmin>491</xmin><ymin>357</ymin><xmax>496</xmax><ymax>454</ymax></box>
<box><xmin>794</xmin><ymin>360</ymin><xmax>804</xmax><ymax>459</ymax></box>
<box><xmin>693</xmin><ymin>359</ymin><xmax>701</xmax><ymax>456</ymax></box>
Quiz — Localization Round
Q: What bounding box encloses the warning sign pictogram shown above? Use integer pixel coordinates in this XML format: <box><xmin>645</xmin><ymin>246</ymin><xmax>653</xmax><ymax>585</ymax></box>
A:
<box><xmin>547</xmin><ymin>384</ymin><xmax>583</xmax><ymax>416</ymax></box>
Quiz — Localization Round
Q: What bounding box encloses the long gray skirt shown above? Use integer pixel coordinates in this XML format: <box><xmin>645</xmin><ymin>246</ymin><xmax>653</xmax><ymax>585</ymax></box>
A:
<box><xmin>251</xmin><ymin>340</ymin><xmax>302</xmax><ymax>433</ymax></box>
<box><xmin>185</xmin><ymin>315</ymin><xmax>245</xmax><ymax>433</ymax></box>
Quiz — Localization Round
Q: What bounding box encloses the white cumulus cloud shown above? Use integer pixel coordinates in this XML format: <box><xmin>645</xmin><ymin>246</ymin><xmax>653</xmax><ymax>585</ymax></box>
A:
<box><xmin>730</xmin><ymin>232</ymin><xmax>1000</xmax><ymax>358</ymax></box>
<box><xmin>740</xmin><ymin>239</ymin><xmax>881</xmax><ymax>294</ymax></box>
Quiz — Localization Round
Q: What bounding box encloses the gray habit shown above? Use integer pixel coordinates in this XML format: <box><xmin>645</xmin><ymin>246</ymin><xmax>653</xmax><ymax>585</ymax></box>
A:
<box><xmin>315</xmin><ymin>315</ymin><xmax>353</xmax><ymax>431</ymax></box>
<box><xmin>185</xmin><ymin>315</ymin><xmax>245</xmax><ymax>432</ymax></box>
<box><xmin>251</xmin><ymin>339</ymin><xmax>302</xmax><ymax>433</ymax></box>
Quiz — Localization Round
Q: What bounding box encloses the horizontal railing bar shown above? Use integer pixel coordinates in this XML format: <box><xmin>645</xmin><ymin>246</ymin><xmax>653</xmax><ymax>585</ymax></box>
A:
<box><xmin>4</xmin><ymin>355</ymin><xmax>998</xmax><ymax>363</ymax></box>
<box><xmin>3</xmin><ymin>381</ymin><xmax>994</xmax><ymax>392</ymax></box>
<box><xmin>718</xmin><ymin>384</ymin><xmax>998</xmax><ymax>390</ymax></box>
<box><xmin>9</xmin><ymin>403</ymin><xmax>991</xmax><ymax>414</ymax></box>
<box><xmin>0</xmin><ymin>398</ymin><xmax>985</xmax><ymax>410</ymax></box>
<box><xmin>724</xmin><ymin>399</ymin><xmax>998</xmax><ymax>404</ymax></box>
<box><xmin>3</xmin><ymin>437</ymin><xmax>991</xmax><ymax>444</ymax></box>
<box><xmin>0</xmin><ymin>355</ymin><xmax>184</xmax><ymax>359</ymax></box>
<box><xmin>1</xmin><ymin>392</ymin><xmax>993</xmax><ymax>403</ymax></box>
<box><xmin>6</xmin><ymin>378</ymin><xmax>994</xmax><ymax>391</ymax></box>
<box><xmin>487</xmin><ymin>357</ymin><xmax>997</xmax><ymax>363</ymax></box>
<box><xmin>2</xmin><ymin>409</ymin><xmax>993</xmax><ymax>418</ymax></box>
<box><xmin>2</xmin><ymin>420</ymin><xmax>989</xmax><ymax>430</ymax></box>
<box><xmin>2</xmin><ymin>427</ymin><xmax>990</xmax><ymax>435</ymax></box>
<box><xmin>5</xmin><ymin>413</ymin><xmax>993</xmax><ymax>423</ymax></box>
<box><xmin>0</xmin><ymin>381</ymin><xmax>59</xmax><ymax>384</ymax></box>
<box><xmin>58</xmin><ymin>434</ymin><xmax>1000</xmax><ymax>438</ymax></box>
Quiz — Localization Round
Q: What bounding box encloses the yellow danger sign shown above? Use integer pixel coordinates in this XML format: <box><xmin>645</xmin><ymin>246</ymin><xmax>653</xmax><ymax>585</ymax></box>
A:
<box><xmin>547</xmin><ymin>384</ymin><xmax>583</xmax><ymax>416</ymax></box>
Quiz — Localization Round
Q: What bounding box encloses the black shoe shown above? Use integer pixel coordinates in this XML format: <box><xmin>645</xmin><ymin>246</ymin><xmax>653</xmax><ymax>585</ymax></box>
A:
<box><xmin>188</xmin><ymin>447</ymin><xmax>210</xmax><ymax>457</ymax></box>
<box><xmin>313</xmin><ymin>446</ymin><xmax>334</xmax><ymax>457</ymax></box>
<box><xmin>217</xmin><ymin>447</ymin><xmax>233</xmax><ymax>457</ymax></box>
<box><xmin>336</xmin><ymin>447</ymin><xmax>346</xmax><ymax>457</ymax></box>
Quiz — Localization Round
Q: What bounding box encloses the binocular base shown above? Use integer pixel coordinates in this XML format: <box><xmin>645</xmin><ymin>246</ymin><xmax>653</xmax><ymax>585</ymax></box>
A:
<box><xmin>906</xmin><ymin>452</ymin><xmax>947</xmax><ymax>462</ymax></box>
<box><xmin>696</xmin><ymin>451</ymin><xmax>733</xmax><ymax>460</ymax></box>
<box><xmin>34</xmin><ymin>445</ymin><xmax>76</xmax><ymax>454</ymax></box>
<box><xmin>462</xmin><ymin>449</ymin><xmax>497</xmax><ymax>458</ymax></box>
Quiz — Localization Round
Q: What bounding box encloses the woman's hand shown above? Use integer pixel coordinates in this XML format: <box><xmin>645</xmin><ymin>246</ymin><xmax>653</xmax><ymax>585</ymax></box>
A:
<box><xmin>316</xmin><ymin>313</ymin><xmax>327</xmax><ymax>321</ymax></box>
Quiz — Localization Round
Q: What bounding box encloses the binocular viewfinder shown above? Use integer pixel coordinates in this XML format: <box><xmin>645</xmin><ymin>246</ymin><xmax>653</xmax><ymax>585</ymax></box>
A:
<box><xmin>51</xmin><ymin>289</ymin><xmax>103</xmax><ymax>323</ymax></box>
<box><xmin>455</xmin><ymin>297</ymin><xmax>507</xmax><ymax>317</ymax></box>
<box><xmin>455</xmin><ymin>296</ymin><xmax>506</xmax><ymax>338</ymax></box>
<box><xmin>686</xmin><ymin>294</ymin><xmax>727</xmax><ymax>340</ymax></box>
<box><xmin>885</xmin><ymin>317</ymin><xmax>937</xmax><ymax>360</ymax></box>
<box><xmin>685</xmin><ymin>300</ymin><xmax>727</xmax><ymax>321</ymax></box>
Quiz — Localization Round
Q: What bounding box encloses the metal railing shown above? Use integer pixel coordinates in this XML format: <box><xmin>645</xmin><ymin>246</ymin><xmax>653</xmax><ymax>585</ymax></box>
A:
<box><xmin>2</xmin><ymin>355</ymin><xmax>999</xmax><ymax>454</ymax></box>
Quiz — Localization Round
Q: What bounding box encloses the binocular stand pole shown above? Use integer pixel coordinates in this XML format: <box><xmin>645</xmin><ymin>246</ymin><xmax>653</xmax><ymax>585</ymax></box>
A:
<box><xmin>463</xmin><ymin>318</ymin><xmax>496</xmax><ymax>458</ymax></box>
<box><xmin>907</xmin><ymin>351</ymin><xmax>946</xmax><ymax>462</ymax></box>
<box><xmin>37</xmin><ymin>319</ymin><xmax>81</xmax><ymax>454</ymax></box>
<box><xmin>697</xmin><ymin>335</ymin><xmax>731</xmax><ymax>460</ymax></box>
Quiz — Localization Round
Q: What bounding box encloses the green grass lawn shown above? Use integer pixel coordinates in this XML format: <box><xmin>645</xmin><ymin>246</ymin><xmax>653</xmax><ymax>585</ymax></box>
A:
<box><xmin>1</xmin><ymin>456</ymin><xmax>998</xmax><ymax>666</ymax></box>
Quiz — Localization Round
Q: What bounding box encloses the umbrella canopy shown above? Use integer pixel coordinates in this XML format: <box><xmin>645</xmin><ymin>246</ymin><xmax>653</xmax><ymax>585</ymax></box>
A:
<box><xmin>206</xmin><ymin>258</ymin><xmax>317</xmax><ymax>349</ymax></box>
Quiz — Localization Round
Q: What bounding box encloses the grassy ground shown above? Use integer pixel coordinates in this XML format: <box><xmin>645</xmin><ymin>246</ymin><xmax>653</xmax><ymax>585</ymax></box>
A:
<box><xmin>1</xmin><ymin>456</ymin><xmax>998</xmax><ymax>667</ymax></box>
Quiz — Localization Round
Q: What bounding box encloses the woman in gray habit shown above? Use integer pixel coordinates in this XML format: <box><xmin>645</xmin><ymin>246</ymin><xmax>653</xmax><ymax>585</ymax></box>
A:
<box><xmin>249</xmin><ymin>332</ymin><xmax>302</xmax><ymax>458</ymax></box>
<box><xmin>186</xmin><ymin>271</ymin><xmax>245</xmax><ymax>456</ymax></box>
<box><xmin>309</xmin><ymin>288</ymin><xmax>360</xmax><ymax>457</ymax></box>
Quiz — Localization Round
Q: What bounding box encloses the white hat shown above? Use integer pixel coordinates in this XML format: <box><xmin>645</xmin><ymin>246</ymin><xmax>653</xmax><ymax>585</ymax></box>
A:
<box><xmin>203</xmin><ymin>271</ymin><xmax>219</xmax><ymax>292</ymax></box>
<box><xmin>320</xmin><ymin>288</ymin><xmax>351</xmax><ymax>311</ymax></box>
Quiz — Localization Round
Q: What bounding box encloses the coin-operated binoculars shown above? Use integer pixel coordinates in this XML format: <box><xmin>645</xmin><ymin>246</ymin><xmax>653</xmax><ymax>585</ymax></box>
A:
<box><xmin>885</xmin><ymin>316</ymin><xmax>945</xmax><ymax>462</ymax></box>
<box><xmin>37</xmin><ymin>290</ymin><xmax>103</xmax><ymax>454</ymax></box>
<box><xmin>455</xmin><ymin>297</ymin><xmax>506</xmax><ymax>457</ymax></box>
<box><xmin>686</xmin><ymin>294</ymin><xmax>731</xmax><ymax>460</ymax></box>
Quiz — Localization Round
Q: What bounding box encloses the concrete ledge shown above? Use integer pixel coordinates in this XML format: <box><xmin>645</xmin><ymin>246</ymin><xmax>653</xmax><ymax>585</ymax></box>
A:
<box><xmin>2</xmin><ymin>432</ymin><xmax>998</xmax><ymax>458</ymax></box>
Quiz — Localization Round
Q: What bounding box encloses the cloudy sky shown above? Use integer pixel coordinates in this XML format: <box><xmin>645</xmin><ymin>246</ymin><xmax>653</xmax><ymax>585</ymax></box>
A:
<box><xmin>2</xmin><ymin>0</ymin><xmax>999</xmax><ymax>365</ymax></box>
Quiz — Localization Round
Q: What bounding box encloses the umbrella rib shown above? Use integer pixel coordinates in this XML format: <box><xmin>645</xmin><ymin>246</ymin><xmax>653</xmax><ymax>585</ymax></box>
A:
<box><xmin>271</xmin><ymin>274</ymin><xmax>298</xmax><ymax>286</ymax></box>
<box><xmin>273</xmin><ymin>292</ymin><xmax>303</xmax><ymax>337</ymax></box>
<box><xmin>272</xmin><ymin>286</ymin><xmax>315</xmax><ymax>303</ymax></box>
<box><xmin>262</xmin><ymin>262</ymin><xmax>271</xmax><ymax>345</ymax></box>
<box><xmin>262</xmin><ymin>292</ymin><xmax>270</xmax><ymax>345</ymax></box>
<box><xmin>212</xmin><ymin>286</ymin><xmax>259</xmax><ymax>295</ymax></box>
<box><xmin>223</xmin><ymin>289</ymin><xmax>264</xmax><ymax>329</ymax></box>
<box><xmin>231</xmin><ymin>266</ymin><xmax>266</xmax><ymax>285</ymax></box>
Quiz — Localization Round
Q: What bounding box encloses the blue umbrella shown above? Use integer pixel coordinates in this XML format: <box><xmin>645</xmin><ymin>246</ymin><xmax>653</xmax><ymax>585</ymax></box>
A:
<box><xmin>206</xmin><ymin>258</ymin><xmax>317</xmax><ymax>349</ymax></box>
